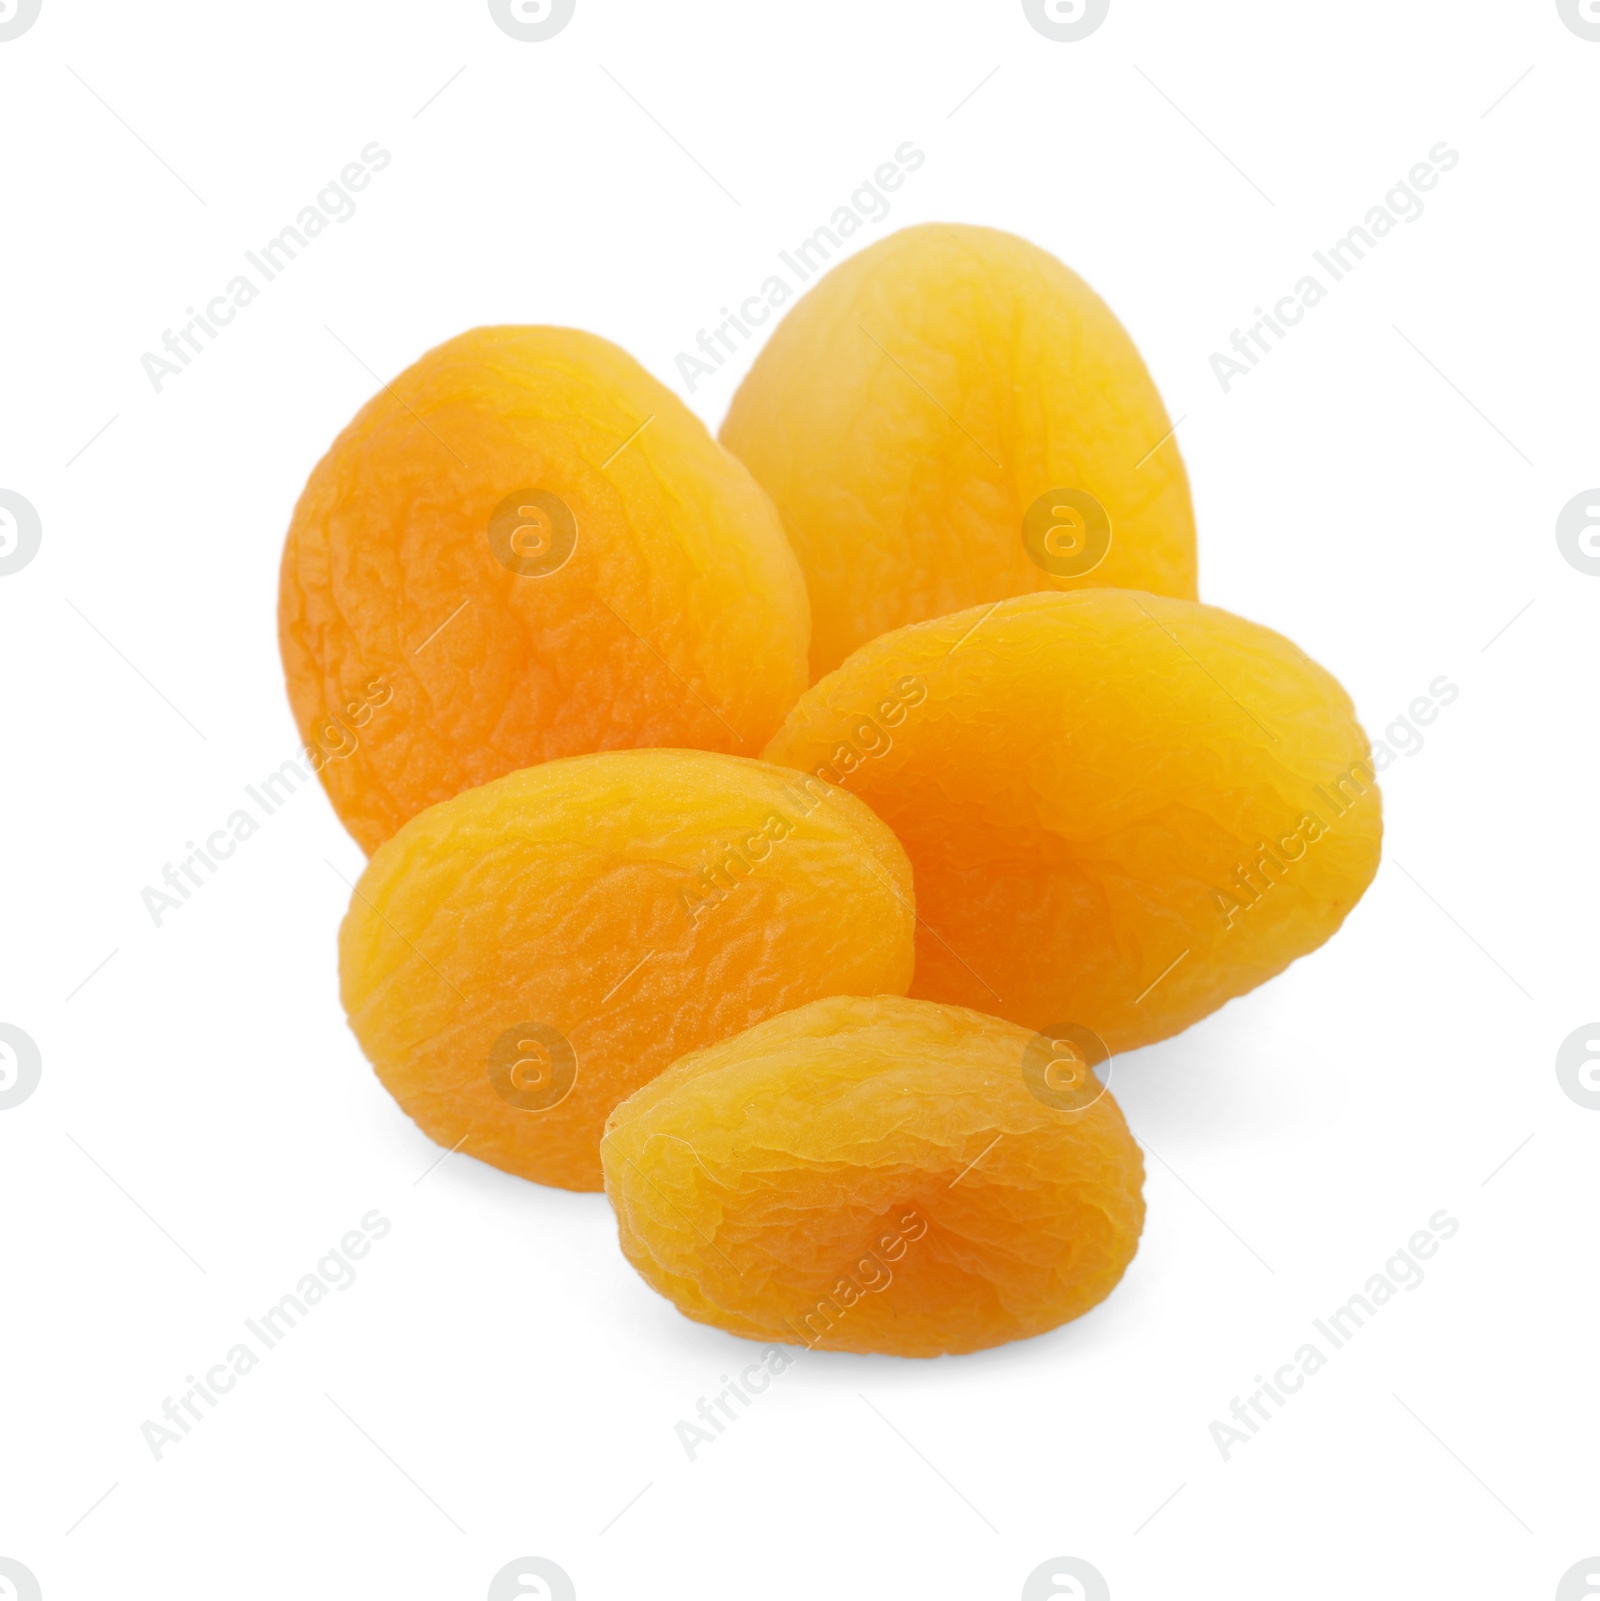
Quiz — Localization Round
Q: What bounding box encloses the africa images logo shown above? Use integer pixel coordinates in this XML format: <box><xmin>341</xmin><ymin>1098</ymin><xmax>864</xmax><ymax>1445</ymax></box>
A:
<box><xmin>489</xmin><ymin>0</ymin><xmax>575</xmax><ymax>43</ymax></box>
<box><xmin>1022</xmin><ymin>0</ymin><xmax>1110</xmax><ymax>42</ymax></box>
<box><xmin>0</xmin><ymin>0</ymin><xmax>41</xmax><ymax>43</ymax></box>
<box><xmin>0</xmin><ymin>489</ymin><xmax>42</xmax><ymax>576</ymax></box>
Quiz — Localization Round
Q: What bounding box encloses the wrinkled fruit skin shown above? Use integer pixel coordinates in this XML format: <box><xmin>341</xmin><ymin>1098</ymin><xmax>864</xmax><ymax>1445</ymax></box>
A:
<box><xmin>720</xmin><ymin>223</ymin><xmax>1196</xmax><ymax>680</ymax></box>
<box><xmin>763</xmin><ymin>590</ymin><xmax>1382</xmax><ymax>1054</ymax></box>
<box><xmin>602</xmin><ymin>994</ymin><xmax>1145</xmax><ymax>1357</ymax></box>
<box><xmin>339</xmin><ymin>750</ymin><xmax>914</xmax><ymax>1191</ymax></box>
<box><xmin>281</xmin><ymin>325</ymin><xmax>810</xmax><ymax>853</ymax></box>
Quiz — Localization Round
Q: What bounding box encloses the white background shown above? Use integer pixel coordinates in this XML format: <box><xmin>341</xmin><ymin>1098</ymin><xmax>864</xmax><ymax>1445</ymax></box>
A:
<box><xmin>2</xmin><ymin>2</ymin><xmax>1596</xmax><ymax>1597</ymax></box>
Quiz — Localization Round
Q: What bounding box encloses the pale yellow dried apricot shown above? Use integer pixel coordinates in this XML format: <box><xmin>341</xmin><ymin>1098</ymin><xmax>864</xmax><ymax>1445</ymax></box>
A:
<box><xmin>720</xmin><ymin>223</ymin><xmax>1196</xmax><ymax>679</ymax></box>
<box><xmin>339</xmin><ymin>750</ymin><xmax>913</xmax><ymax>1191</ymax></box>
<box><xmin>602</xmin><ymin>994</ymin><xmax>1145</xmax><ymax>1357</ymax></box>
<box><xmin>762</xmin><ymin>590</ymin><xmax>1382</xmax><ymax>1052</ymax></box>
<box><xmin>280</xmin><ymin>326</ymin><xmax>810</xmax><ymax>853</ymax></box>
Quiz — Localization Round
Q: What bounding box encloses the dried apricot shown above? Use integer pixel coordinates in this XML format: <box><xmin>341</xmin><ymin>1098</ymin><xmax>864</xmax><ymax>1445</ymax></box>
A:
<box><xmin>339</xmin><ymin>749</ymin><xmax>914</xmax><ymax>1191</ymax></box>
<box><xmin>280</xmin><ymin>326</ymin><xmax>810</xmax><ymax>852</ymax></box>
<box><xmin>719</xmin><ymin>223</ymin><xmax>1196</xmax><ymax>679</ymax></box>
<box><xmin>762</xmin><ymin>590</ymin><xmax>1382</xmax><ymax>1052</ymax></box>
<box><xmin>601</xmin><ymin>994</ymin><xmax>1145</xmax><ymax>1357</ymax></box>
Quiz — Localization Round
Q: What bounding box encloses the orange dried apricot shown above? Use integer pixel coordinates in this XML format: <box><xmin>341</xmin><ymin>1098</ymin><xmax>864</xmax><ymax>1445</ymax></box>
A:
<box><xmin>339</xmin><ymin>749</ymin><xmax>914</xmax><ymax>1192</ymax></box>
<box><xmin>719</xmin><ymin>223</ymin><xmax>1196</xmax><ymax>679</ymax></box>
<box><xmin>601</xmin><ymin>994</ymin><xmax>1145</xmax><ymax>1357</ymax></box>
<box><xmin>280</xmin><ymin>326</ymin><xmax>810</xmax><ymax>853</ymax></box>
<box><xmin>762</xmin><ymin>590</ymin><xmax>1382</xmax><ymax>1053</ymax></box>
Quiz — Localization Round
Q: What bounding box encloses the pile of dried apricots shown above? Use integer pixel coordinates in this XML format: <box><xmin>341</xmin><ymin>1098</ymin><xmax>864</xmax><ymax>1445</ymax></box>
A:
<box><xmin>280</xmin><ymin>223</ymin><xmax>1381</xmax><ymax>1358</ymax></box>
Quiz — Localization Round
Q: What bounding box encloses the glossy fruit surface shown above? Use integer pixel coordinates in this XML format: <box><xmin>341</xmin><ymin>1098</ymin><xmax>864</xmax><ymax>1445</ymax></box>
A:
<box><xmin>763</xmin><ymin>590</ymin><xmax>1382</xmax><ymax>1051</ymax></box>
<box><xmin>340</xmin><ymin>749</ymin><xmax>913</xmax><ymax>1191</ymax></box>
<box><xmin>720</xmin><ymin>223</ymin><xmax>1196</xmax><ymax>679</ymax></box>
<box><xmin>281</xmin><ymin>325</ymin><xmax>810</xmax><ymax>852</ymax></box>
<box><xmin>602</xmin><ymin>993</ymin><xmax>1145</xmax><ymax>1357</ymax></box>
